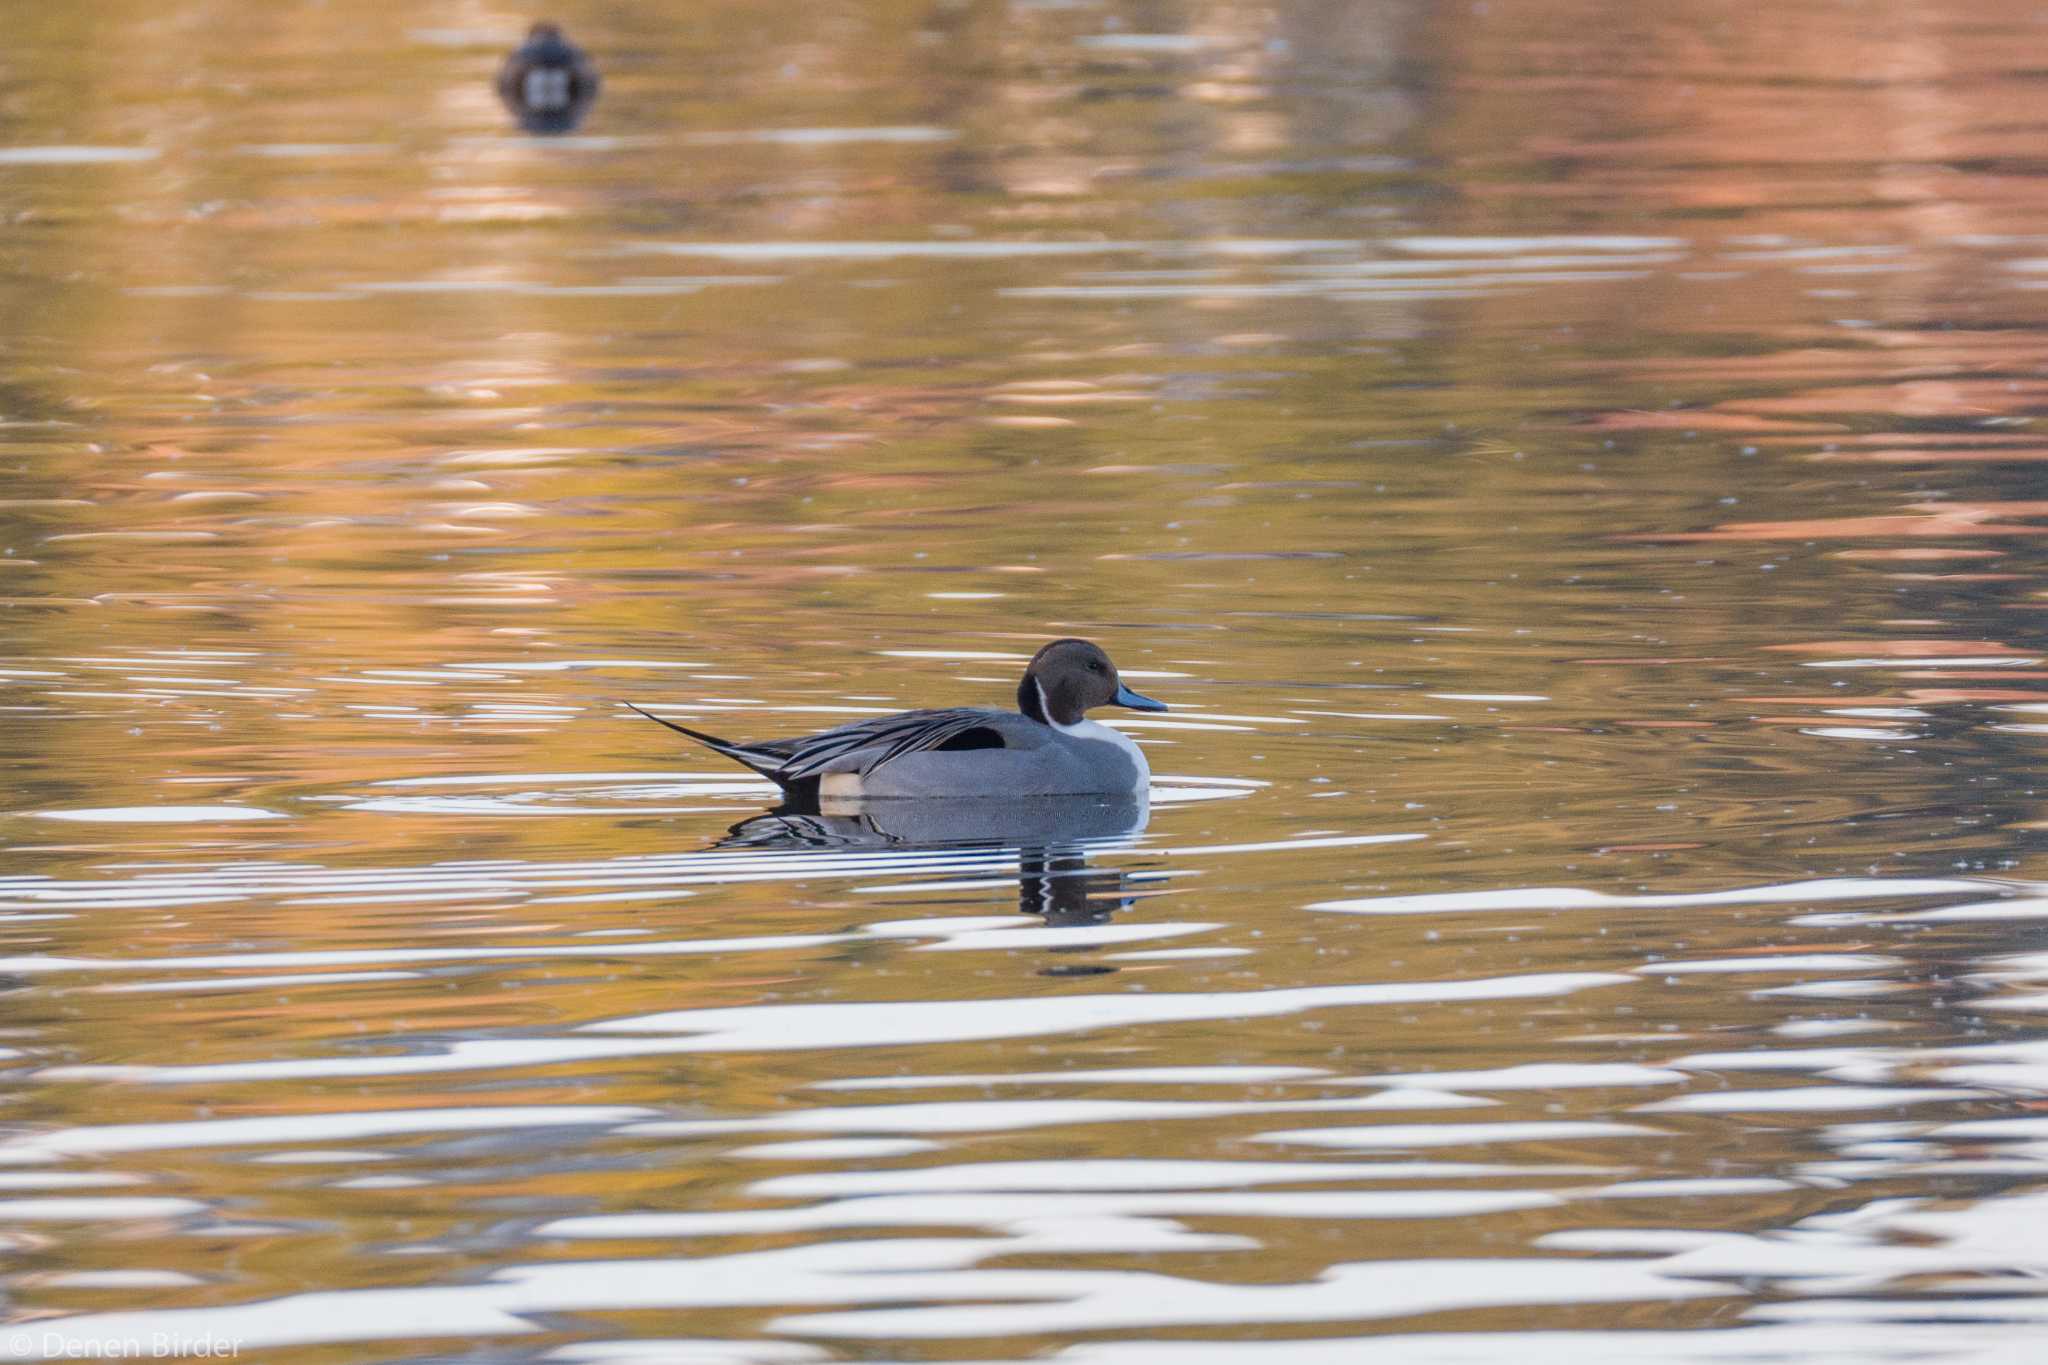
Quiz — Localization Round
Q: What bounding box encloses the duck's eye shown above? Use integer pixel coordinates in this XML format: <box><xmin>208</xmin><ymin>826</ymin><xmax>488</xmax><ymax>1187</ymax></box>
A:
<box><xmin>1089</xmin><ymin>661</ymin><xmax>1106</xmax><ymax>673</ymax></box>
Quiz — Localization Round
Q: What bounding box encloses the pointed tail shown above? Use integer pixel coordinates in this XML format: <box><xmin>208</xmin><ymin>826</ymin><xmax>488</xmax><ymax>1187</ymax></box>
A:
<box><xmin>622</xmin><ymin>703</ymin><xmax>785</xmax><ymax>783</ymax></box>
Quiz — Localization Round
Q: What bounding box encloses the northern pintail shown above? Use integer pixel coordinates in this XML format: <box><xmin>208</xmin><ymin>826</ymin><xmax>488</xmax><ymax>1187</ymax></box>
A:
<box><xmin>497</xmin><ymin>22</ymin><xmax>601</xmax><ymax>134</ymax></box>
<box><xmin>626</xmin><ymin>638</ymin><xmax>1169</xmax><ymax>802</ymax></box>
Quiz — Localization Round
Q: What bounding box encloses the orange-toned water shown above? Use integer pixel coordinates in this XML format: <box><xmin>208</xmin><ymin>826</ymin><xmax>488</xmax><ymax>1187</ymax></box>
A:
<box><xmin>4</xmin><ymin>1</ymin><xmax>2048</xmax><ymax>1359</ymax></box>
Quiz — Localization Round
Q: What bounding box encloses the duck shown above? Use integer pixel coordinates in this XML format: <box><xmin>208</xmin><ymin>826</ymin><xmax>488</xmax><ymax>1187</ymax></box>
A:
<box><xmin>625</xmin><ymin>638</ymin><xmax>1169</xmax><ymax>803</ymax></box>
<box><xmin>497</xmin><ymin>21</ymin><xmax>601</xmax><ymax>134</ymax></box>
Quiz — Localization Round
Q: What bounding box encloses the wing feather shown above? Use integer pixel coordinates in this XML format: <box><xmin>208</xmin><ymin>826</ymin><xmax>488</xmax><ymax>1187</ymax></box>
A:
<box><xmin>628</xmin><ymin>704</ymin><xmax>1012</xmax><ymax>789</ymax></box>
<box><xmin>771</xmin><ymin>708</ymin><xmax>1000</xmax><ymax>781</ymax></box>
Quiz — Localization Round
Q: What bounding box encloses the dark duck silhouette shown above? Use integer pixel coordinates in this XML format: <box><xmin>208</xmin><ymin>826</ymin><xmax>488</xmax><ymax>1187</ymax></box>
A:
<box><xmin>497</xmin><ymin>22</ymin><xmax>600</xmax><ymax>134</ymax></box>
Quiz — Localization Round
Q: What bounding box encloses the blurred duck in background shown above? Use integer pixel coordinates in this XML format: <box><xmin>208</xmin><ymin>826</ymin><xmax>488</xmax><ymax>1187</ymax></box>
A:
<box><xmin>497</xmin><ymin>21</ymin><xmax>600</xmax><ymax>134</ymax></box>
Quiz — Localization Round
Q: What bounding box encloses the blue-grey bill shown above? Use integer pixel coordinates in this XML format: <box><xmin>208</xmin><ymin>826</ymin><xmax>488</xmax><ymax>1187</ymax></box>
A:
<box><xmin>1113</xmin><ymin>683</ymin><xmax>1168</xmax><ymax>712</ymax></box>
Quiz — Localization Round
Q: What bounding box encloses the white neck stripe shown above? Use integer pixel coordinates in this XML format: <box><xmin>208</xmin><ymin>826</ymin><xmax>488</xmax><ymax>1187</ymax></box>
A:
<box><xmin>1036</xmin><ymin>678</ymin><xmax>1084</xmax><ymax>731</ymax></box>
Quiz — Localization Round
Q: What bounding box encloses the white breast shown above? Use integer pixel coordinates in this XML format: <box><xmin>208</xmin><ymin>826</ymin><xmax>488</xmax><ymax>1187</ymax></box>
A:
<box><xmin>523</xmin><ymin>67</ymin><xmax>573</xmax><ymax>109</ymax></box>
<box><xmin>1053</xmin><ymin>716</ymin><xmax>1151</xmax><ymax>786</ymax></box>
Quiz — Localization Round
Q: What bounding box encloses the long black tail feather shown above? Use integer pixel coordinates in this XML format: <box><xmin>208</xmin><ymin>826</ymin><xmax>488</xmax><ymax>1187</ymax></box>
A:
<box><xmin>622</xmin><ymin>703</ymin><xmax>785</xmax><ymax>783</ymax></box>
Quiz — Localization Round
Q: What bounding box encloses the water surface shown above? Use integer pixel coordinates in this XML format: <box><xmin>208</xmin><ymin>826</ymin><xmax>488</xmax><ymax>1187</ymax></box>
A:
<box><xmin>4</xmin><ymin>1</ymin><xmax>2048</xmax><ymax>1360</ymax></box>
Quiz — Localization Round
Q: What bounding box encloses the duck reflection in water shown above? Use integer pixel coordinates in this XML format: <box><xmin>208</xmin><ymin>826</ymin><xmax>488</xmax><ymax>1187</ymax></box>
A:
<box><xmin>720</xmin><ymin>795</ymin><xmax>1156</xmax><ymax>968</ymax></box>
<box><xmin>497</xmin><ymin>22</ymin><xmax>600</xmax><ymax>134</ymax></box>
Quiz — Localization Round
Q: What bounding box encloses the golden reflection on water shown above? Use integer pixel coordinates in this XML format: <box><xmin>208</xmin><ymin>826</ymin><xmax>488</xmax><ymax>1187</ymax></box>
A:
<box><xmin>6</xmin><ymin>0</ymin><xmax>2048</xmax><ymax>1358</ymax></box>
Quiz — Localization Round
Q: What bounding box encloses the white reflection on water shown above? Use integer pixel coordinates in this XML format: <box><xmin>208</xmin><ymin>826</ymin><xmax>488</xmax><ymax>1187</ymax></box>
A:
<box><xmin>1350</xmin><ymin>1063</ymin><xmax>1687</xmax><ymax>1090</ymax></box>
<box><xmin>1033</xmin><ymin>1324</ymin><xmax>2042</xmax><ymax>1362</ymax></box>
<box><xmin>30</xmin><ymin>805</ymin><xmax>286</xmax><ymax>823</ymax></box>
<box><xmin>0</xmin><ymin>1107</ymin><xmax>656</xmax><ymax>1164</ymax></box>
<box><xmin>26</xmin><ymin>1243</ymin><xmax>1734</xmax><ymax>1354</ymax></box>
<box><xmin>681</xmin><ymin>126</ymin><xmax>957</xmax><ymax>146</ymax></box>
<box><xmin>729</xmin><ymin>1138</ymin><xmax>939</xmax><ymax>1160</ymax></box>
<box><xmin>812</xmin><ymin>1065</ymin><xmax>1331</xmax><ymax>1089</ymax></box>
<box><xmin>587</xmin><ymin>972</ymin><xmax>1626</xmax><ymax>1044</ymax></box>
<box><xmin>0</xmin><ymin>146</ymin><xmax>157</xmax><ymax>164</ymax></box>
<box><xmin>770</xmin><ymin>1255</ymin><xmax>1732</xmax><ymax>1339</ymax></box>
<box><xmin>1312</xmin><ymin>876</ymin><xmax>1998</xmax><ymax>916</ymax></box>
<box><xmin>1257</xmin><ymin>1122</ymin><xmax>1658</xmax><ymax>1150</ymax></box>
<box><xmin>542</xmin><ymin>1188</ymin><xmax>1560</xmax><ymax>1241</ymax></box>
<box><xmin>0</xmin><ymin>1197</ymin><xmax>206</xmax><ymax>1220</ymax></box>
<box><xmin>746</xmin><ymin>1160</ymin><xmax>1622</xmax><ymax>1197</ymax></box>
<box><xmin>544</xmin><ymin>1344</ymin><xmax>830</xmax><ymax>1364</ymax></box>
<box><xmin>39</xmin><ymin>971</ymin><xmax>1626</xmax><ymax>1085</ymax></box>
<box><xmin>1637</xmin><ymin>1087</ymin><xmax>1984</xmax><ymax>1114</ymax></box>
<box><xmin>626</xmin><ymin>1090</ymin><xmax>1493</xmax><ymax>1139</ymax></box>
